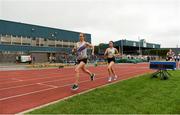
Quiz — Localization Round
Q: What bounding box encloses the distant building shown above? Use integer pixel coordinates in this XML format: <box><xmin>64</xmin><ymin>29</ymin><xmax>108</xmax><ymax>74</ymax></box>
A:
<box><xmin>0</xmin><ymin>20</ymin><xmax>91</xmax><ymax>63</ymax></box>
<box><xmin>161</xmin><ymin>48</ymin><xmax>180</xmax><ymax>55</ymax></box>
<box><xmin>98</xmin><ymin>39</ymin><xmax>161</xmax><ymax>55</ymax></box>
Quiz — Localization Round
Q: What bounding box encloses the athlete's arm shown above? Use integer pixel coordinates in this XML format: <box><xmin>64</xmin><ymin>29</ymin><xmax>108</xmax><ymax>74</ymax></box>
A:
<box><xmin>104</xmin><ymin>48</ymin><xmax>108</xmax><ymax>56</ymax></box>
<box><xmin>114</xmin><ymin>48</ymin><xmax>120</xmax><ymax>57</ymax></box>
<box><xmin>86</xmin><ymin>42</ymin><xmax>94</xmax><ymax>55</ymax></box>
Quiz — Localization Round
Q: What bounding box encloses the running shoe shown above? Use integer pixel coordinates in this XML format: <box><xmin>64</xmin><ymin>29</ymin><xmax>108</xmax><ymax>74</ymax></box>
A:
<box><xmin>114</xmin><ymin>75</ymin><xmax>118</xmax><ymax>80</ymax></box>
<box><xmin>108</xmin><ymin>77</ymin><xmax>112</xmax><ymax>82</ymax></box>
<box><xmin>90</xmin><ymin>73</ymin><xmax>95</xmax><ymax>81</ymax></box>
<box><xmin>71</xmin><ymin>84</ymin><xmax>79</xmax><ymax>91</ymax></box>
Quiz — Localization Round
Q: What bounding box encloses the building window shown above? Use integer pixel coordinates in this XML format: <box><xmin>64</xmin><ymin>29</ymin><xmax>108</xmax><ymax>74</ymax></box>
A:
<box><xmin>22</xmin><ymin>43</ymin><xmax>31</xmax><ymax>46</ymax></box>
<box><xmin>13</xmin><ymin>42</ymin><xmax>21</xmax><ymax>45</ymax></box>
<box><xmin>49</xmin><ymin>45</ymin><xmax>56</xmax><ymax>47</ymax></box>
<box><xmin>56</xmin><ymin>45</ymin><xmax>62</xmax><ymax>47</ymax></box>
<box><xmin>63</xmin><ymin>45</ymin><xmax>69</xmax><ymax>48</ymax></box>
<box><xmin>1</xmin><ymin>42</ymin><xmax>11</xmax><ymax>45</ymax></box>
<box><xmin>133</xmin><ymin>42</ymin><xmax>136</xmax><ymax>47</ymax></box>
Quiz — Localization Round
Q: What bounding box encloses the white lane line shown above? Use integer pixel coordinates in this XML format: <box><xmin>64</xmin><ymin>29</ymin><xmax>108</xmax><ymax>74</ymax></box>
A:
<box><xmin>0</xmin><ymin>72</ymin><xmax>74</xmax><ymax>85</ymax></box>
<box><xmin>0</xmin><ymin>78</ymin><xmax>94</xmax><ymax>101</ymax></box>
<box><xmin>0</xmin><ymin>84</ymin><xmax>40</xmax><ymax>91</ymax></box>
<box><xmin>0</xmin><ymin>66</ymin><xmax>147</xmax><ymax>84</ymax></box>
<box><xmin>0</xmin><ymin>69</ymin><xmax>151</xmax><ymax>101</ymax></box>
<box><xmin>17</xmin><ymin>71</ymin><xmax>151</xmax><ymax>114</ymax></box>
<box><xmin>0</xmin><ymin>67</ymin><xmax>110</xmax><ymax>86</ymax></box>
<box><xmin>0</xmin><ymin>72</ymin><xmax>92</xmax><ymax>91</ymax></box>
<box><xmin>0</xmin><ymin>68</ymin><xmax>97</xmax><ymax>84</ymax></box>
<box><xmin>0</xmin><ymin>68</ymin><xmax>146</xmax><ymax>91</ymax></box>
<box><xmin>36</xmin><ymin>83</ymin><xmax>58</xmax><ymax>88</ymax></box>
<box><xmin>0</xmin><ymin>71</ymin><xmax>92</xmax><ymax>91</ymax></box>
<box><xmin>0</xmin><ymin>88</ymin><xmax>55</xmax><ymax>101</ymax></box>
<box><xmin>11</xmin><ymin>78</ymin><xmax>24</xmax><ymax>82</ymax></box>
<box><xmin>0</xmin><ymin>75</ymin><xmax>108</xmax><ymax>101</ymax></box>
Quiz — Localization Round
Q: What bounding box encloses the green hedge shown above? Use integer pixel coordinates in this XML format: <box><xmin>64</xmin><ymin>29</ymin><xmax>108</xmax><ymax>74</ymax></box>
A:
<box><xmin>116</xmin><ymin>58</ymin><xmax>146</xmax><ymax>63</ymax></box>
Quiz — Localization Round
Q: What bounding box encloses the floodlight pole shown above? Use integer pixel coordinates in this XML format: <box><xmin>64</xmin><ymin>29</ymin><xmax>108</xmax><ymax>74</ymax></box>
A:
<box><xmin>121</xmin><ymin>40</ymin><xmax>123</xmax><ymax>55</ymax></box>
<box><xmin>138</xmin><ymin>36</ymin><xmax>141</xmax><ymax>55</ymax></box>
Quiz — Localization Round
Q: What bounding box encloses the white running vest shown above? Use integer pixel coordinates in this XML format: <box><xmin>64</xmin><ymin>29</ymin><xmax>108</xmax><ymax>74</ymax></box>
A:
<box><xmin>76</xmin><ymin>42</ymin><xmax>88</xmax><ymax>60</ymax></box>
<box><xmin>107</xmin><ymin>48</ymin><xmax>116</xmax><ymax>57</ymax></box>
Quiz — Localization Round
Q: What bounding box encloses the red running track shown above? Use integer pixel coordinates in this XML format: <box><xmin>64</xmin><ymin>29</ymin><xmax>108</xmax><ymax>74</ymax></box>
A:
<box><xmin>0</xmin><ymin>63</ymin><xmax>153</xmax><ymax>114</ymax></box>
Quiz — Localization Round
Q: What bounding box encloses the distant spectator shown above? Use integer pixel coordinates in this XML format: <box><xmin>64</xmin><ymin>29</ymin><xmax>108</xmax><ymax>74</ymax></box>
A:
<box><xmin>49</xmin><ymin>56</ymin><xmax>52</xmax><ymax>63</ymax></box>
<box><xmin>178</xmin><ymin>53</ymin><xmax>180</xmax><ymax>62</ymax></box>
<box><xmin>53</xmin><ymin>56</ymin><xmax>56</xmax><ymax>63</ymax></box>
<box><xmin>16</xmin><ymin>56</ymin><xmax>19</xmax><ymax>63</ymax></box>
<box><xmin>177</xmin><ymin>53</ymin><xmax>180</xmax><ymax>69</ymax></box>
<box><xmin>174</xmin><ymin>55</ymin><xmax>177</xmax><ymax>62</ymax></box>
<box><xmin>32</xmin><ymin>57</ymin><xmax>35</xmax><ymax>64</ymax></box>
<box><xmin>166</xmin><ymin>49</ymin><xmax>175</xmax><ymax>61</ymax></box>
<box><xmin>147</xmin><ymin>56</ymin><xmax>150</xmax><ymax>62</ymax></box>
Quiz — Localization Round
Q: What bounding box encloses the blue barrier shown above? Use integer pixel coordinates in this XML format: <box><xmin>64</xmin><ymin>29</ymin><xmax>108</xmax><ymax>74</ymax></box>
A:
<box><xmin>149</xmin><ymin>61</ymin><xmax>176</xmax><ymax>80</ymax></box>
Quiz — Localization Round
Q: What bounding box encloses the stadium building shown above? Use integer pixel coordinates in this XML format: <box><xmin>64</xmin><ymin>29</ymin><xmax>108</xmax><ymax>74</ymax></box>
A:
<box><xmin>97</xmin><ymin>39</ymin><xmax>161</xmax><ymax>55</ymax></box>
<box><xmin>0</xmin><ymin>20</ymin><xmax>91</xmax><ymax>63</ymax></box>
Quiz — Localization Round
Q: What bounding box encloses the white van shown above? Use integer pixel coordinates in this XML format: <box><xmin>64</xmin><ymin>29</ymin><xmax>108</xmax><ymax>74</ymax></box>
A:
<box><xmin>16</xmin><ymin>55</ymin><xmax>32</xmax><ymax>63</ymax></box>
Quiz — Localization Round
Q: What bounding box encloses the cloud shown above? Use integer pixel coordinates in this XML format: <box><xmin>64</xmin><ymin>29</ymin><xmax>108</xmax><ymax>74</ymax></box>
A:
<box><xmin>1</xmin><ymin>0</ymin><xmax>180</xmax><ymax>47</ymax></box>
